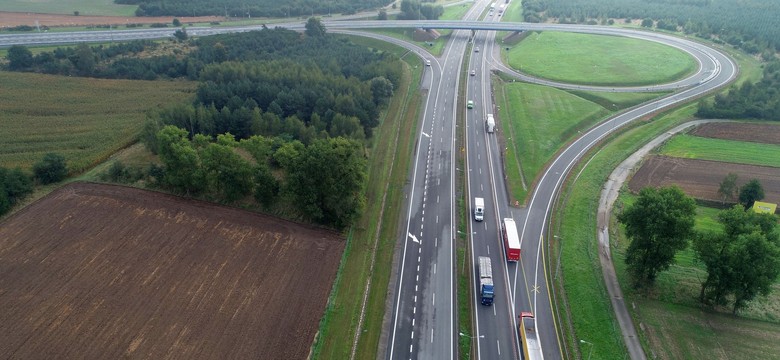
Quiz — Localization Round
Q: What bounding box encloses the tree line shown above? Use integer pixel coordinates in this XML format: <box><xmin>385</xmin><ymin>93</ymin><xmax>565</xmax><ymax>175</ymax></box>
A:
<box><xmin>114</xmin><ymin>0</ymin><xmax>390</xmax><ymax>17</ymax></box>
<box><xmin>521</xmin><ymin>0</ymin><xmax>780</xmax><ymax>56</ymax></box>
<box><xmin>619</xmin><ymin>180</ymin><xmax>779</xmax><ymax>314</ymax></box>
<box><xmin>136</xmin><ymin>126</ymin><xmax>365</xmax><ymax>229</ymax></box>
<box><xmin>697</xmin><ymin>59</ymin><xmax>780</xmax><ymax>121</ymax></box>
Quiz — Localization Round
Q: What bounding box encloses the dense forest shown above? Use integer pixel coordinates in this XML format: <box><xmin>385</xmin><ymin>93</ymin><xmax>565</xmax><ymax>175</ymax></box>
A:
<box><xmin>522</xmin><ymin>0</ymin><xmax>780</xmax><ymax>56</ymax></box>
<box><xmin>114</xmin><ymin>0</ymin><xmax>391</xmax><ymax>17</ymax></box>
<box><xmin>697</xmin><ymin>60</ymin><xmax>780</xmax><ymax>121</ymax></box>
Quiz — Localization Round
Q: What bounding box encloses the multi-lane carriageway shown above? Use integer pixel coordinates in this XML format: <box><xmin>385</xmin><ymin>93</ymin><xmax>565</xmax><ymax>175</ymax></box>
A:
<box><xmin>0</xmin><ymin>12</ymin><xmax>737</xmax><ymax>360</ymax></box>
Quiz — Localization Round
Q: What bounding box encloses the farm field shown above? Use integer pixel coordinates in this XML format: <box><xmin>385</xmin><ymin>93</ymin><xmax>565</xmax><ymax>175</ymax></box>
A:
<box><xmin>506</xmin><ymin>31</ymin><xmax>696</xmax><ymax>86</ymax></box>
<box><xmin>0</xmin><ymin>71</ymin><xmax>195</xmax><ymax>173</ymax></box>
<box><xmin>691</xmin><ymin>122</ymin><xmax>780</xmax><ymax>145</ymax></box>
<box><xmin>0</xmin><ymin>0</ymin><xmax>137</xmax><ymax>17</ymax></box>
<box><xmin>0</xmin><ymin>182</ymin><xmax>344</xmax><ymax>359</ymax></box>
<box><xmin>0</xmin><ymin>11</ymin><xmax>222</xmax><ymax>28</ymax></box>
<box><xmin>659</xmin><ymin>134</ymin><xmax>780</xmax><ymax>168</ymax></box>
<box><xmin>627</xmin><ymin>155</ymin><xmax>780</xmax><ymax>203</ymax></box>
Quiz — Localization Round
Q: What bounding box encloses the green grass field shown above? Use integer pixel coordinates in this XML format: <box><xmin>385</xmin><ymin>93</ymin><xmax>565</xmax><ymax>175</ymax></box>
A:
<box><xmin>568</xmin><ymin>90</ymin><xmax>669</xmax><ymax>110</ymax></box>
<box><xmin>495</xmin><ymin>81</ymin><xmax>613</xmax><ymax>203</ymax></box>
<box><xmin>659</xmin><ymin>134</ymin><xmax>780</xmax><ymax>168</ymax></box>
<box><xmin>0</xmin><ymin>0</ymin><xmax>137</xmax><ymax>16</ymax></box>
<box><xmin>0</xmin><ymin>71</ymin><xmax>195</xmax><ymax>174</ymax></box>
<box><xmin>506</xmin><ymin>32</ymin><xmax>697</xmax><ymax>86</ymax></box>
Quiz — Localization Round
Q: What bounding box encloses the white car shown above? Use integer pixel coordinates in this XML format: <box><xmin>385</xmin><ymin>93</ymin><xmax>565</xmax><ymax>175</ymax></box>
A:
<box><xmin>471</xmin><ymin>70</ymin><xmax>476</xmax><ymax>76</ymax></box>
<box><xmin>426</xmin><ymin>59</ymin><xmax>431</xmax><ymax>66</ymax></box>
<box><xmin>475</xmin><ymin>47</ymin><xmax>479</xmax><ymax>52</ymax></box>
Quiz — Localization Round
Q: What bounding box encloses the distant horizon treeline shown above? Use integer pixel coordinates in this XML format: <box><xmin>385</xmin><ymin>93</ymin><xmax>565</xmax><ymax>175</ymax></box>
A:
<box><xmin>114</xmin><ymin>0</ymin><xmax>391</xmax><ymax>17</ymax></box>
<box><xmin>697</xmin><ymin>59</ymin><xmax>780</xmax><ymax>121</ymax></box>
<box><xmin>522</xmin><ymin>0</ymin><xmax>780</xmax><ymax>57</ymax></box>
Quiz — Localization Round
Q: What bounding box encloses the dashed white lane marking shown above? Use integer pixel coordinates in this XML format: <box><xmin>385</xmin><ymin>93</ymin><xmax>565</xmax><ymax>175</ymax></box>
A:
<box><xmin>433</xmin><ymin>292</ymin><xmax>435</xmax><ymax>306</ymax></box>
<box><xmin>422</xmin><ymin>131</ymin><xmax>431</xmax><ymax>137</ymax></box>
<box><xmin>434</xmin><ymin>263</ymin><xmax>437</xmax><ymax>274</ymax></box>
<box><xmin>435</xmin><ymin>237</ymin><xmax>438</xmax><ymax>247</ymax></box>
<box><xmin>431</xmin><ymin>329</ymin><xmax>434</xmax><ymax>343</ymax></box>
<box><xmin>436</xmin><ymin>215</ymin><xmax>439</xmax><ymax>223</ymax></box>
<box><xmin>416</xmin><ymin>275</ymin><xmax>419</xmax><ymax>282</ymax></box>
<box><xmin>413</xmin><ymin>318</ymin><xmax>415</xmax><ymax>326</ymax></box>
<box><xmin>437</xmin><ymin>195</ymin><xmax>439</xmax><ymax>203</ymax></box>
<box><xmin>415</xmin><ymin>285</ymin><xmax>418</xmax><ymax>293</ymax></box>
<box><xmin>410</xmin><ymin>345</ymin><xmax>413</xmax><ymax>353</ymax></box>
<box><xmin>481</xmin><ymin>184</ymin><xmax>483</xmax><ymax>191</ymax></box>
<box><xmin>479</xmin><ymin>168</ymin><xmax>482</xmax><ymax>175</ymax></box>
<box><xmin>438</xmin><ymin>179</ymin><xmax>440</xmax><ymax>185</ymax></box>
<box><xmin>411</xmin><ymin>331</ymin><xmax>414</xmax><ymax>339</ymax></box>
<box><xmin>497</xmin><ymin>340</ymin><xmax>501</xmax><ymax>355</ymax></box>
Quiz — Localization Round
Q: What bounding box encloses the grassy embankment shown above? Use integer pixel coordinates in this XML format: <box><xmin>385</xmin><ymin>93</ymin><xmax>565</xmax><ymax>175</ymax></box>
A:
<box><xmin>658</xmin><ymin>134</ymin><xmax>780</xmax><ymax>168</ymax></box>
<box><xmin>494</xmin><ymin>80</ymin><xmax>665</xmax><ymax>203</ymax></box>
<box><xmin>0</xmin><ymin>71</ymin><xmax>195</xmax><ymax>173</ymax></box>
<box><xmin>549</xmin><ymin>49</ymin><xmax>769</xmax><ymax>360</ymax></box>
<box><xmin>0</xmin><ymin>0</ymin><xmax>136</xmax><ymax>16</ymax></box>
<box><xmin>505</xmin><ymin>31</ymin><xmax>697</xmax><ymax>86</ymax></box>
<box><xmin>311</xmin><ymin>36</ymin><xmax>423</xmax><ymax>360</ymax></box>
<box><xmin>366</xmin><ymin>2</ymin><xmax>472</xmax><ymax>56</ymax></box>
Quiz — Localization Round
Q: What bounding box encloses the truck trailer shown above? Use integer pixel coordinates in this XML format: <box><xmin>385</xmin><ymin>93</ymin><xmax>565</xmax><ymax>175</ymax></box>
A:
<box><xmin>486</xmin><ymin>114</ymin><xmax>495</xmax><ymax>133</ymax></box>
<box><xmin>474</xmin><ymin>197</ymin><xmax>485</xmax><ymax>221</ymax></box>
<box><xmin>519</xmin><ymin>312</ymin><xmax>543</xmax><ymax>360</ymax></box>
<box><xmin>478</xmin><ymin>256</ymin><xmax>494</xmax><ymax>305</ymax></box>
<box><xmin>502</xmin><ymin>218</ymin><xmax>521</xmax><ymax>261</ymax></box>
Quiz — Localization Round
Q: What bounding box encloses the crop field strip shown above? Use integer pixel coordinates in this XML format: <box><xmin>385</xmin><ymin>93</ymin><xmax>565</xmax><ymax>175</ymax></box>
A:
<box><xmin>0</xmin><ymin>183</ymin><xmax>344</xmax><ymax>359</ymax></box>
<box><xmin>0</xmin><ymin>72</ymin><xmax>195</xmax><ymax>173</ymax></box>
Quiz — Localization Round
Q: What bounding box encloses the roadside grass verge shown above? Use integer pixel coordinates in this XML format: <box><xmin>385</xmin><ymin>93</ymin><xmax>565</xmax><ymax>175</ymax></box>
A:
<box><xmin>552</xmin><ymin>103</ymin><xmax>700</xmax><ymax>360</ymax></box>
<box><xmin>457</xmin><ymin>49</ymin><xmax>474</xmax><ymax>360</ymax></box>
<box><xmin>312</xmin><ymin>36</ymin><xmax>422</xmax><ymax>360</ymax></box>
<box><xmin>494</xmin><ymin>80</ymin><xmax>617</xmax><ymax>204</ymax></box>
<box><xmin>0</xmin><ymin>71</ymin><xmax>195</xmax><ymax>173</ymax></box>
<box><xmin>506</xmin><ymin>32</ymin><xmax>697</xmax><ymax>86</ymax></box>
<box><xmin>0</xmin><ymin>0</ymin><xmax>137</xmax><ymax>16</ymax></box>
<box><xmin>658</xmin><ymin>134</ymin><xmax>780</xmax><ymax>168</ymax></box>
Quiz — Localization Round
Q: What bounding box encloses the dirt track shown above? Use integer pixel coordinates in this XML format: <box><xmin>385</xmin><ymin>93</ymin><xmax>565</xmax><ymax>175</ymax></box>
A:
<box><xmin>0</xmin><ymin>11</ymin><xmax>222</xmax><ymax>28</ymax></box>
<box><xmin>628</xmin><ymin>155</ymin><xmax>780</xmax><ymax>203</ymax></box>
<box><xmin>0</xmin><ymin>183</ymin><xmax>344</xmax><ymax>359</ymax></box>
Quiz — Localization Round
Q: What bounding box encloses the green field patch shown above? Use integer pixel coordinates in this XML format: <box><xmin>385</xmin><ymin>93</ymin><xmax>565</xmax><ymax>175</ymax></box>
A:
<box><xmin>568</xmin><ymin>90</ymin><xmax>669</xmax><ymax>111</ymax></box>
<box><xmin>0</xmin><ymin>71</ymin><xmax>195</xmax><ymax>174</ymax></box>
<box><xmin>659</xmin><ymin>134</ymin><xmax>780</xmax><ymax>168</ymax></box>
<box><xmin>0</xmin><ymin>0</ymin><xmax>137</xmax><ymax>16</ymax></box>
<box><xmin>496</xmin><ymin>81</ymin><xmax>611</xmax><ymax>203</ymax></box>
<box><xmin>507</xmin><ymin>32</ymin><xmax>697</xmax><ymax>86</ymax></box>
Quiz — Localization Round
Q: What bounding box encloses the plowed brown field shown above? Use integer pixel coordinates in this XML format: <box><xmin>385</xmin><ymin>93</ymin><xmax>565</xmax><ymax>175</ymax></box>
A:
<box><xmin>0</xmin><ymin>182</ymin><xmax>344</xmax><ymax>359</ymax></box>
<box><xmin>628</xmin><ymin>155</ymin><xmax>780</xmax><ymax>203</ymax></box>
<box><xmin>690</xmin><ymin>122</ymin><xmax>780</xmax><ymax>145</ymax></box>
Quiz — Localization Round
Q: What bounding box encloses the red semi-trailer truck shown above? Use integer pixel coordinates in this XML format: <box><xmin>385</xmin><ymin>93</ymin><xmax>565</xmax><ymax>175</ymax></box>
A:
<box><xmin>502</xmin><ymin>218</ymin><xmax>521</xmax><ymax>261</ymax></box>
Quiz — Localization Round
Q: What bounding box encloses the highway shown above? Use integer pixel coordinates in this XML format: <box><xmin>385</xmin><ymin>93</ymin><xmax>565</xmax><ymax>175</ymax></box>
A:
<box><xmin>1</xmin><ymin>15</ymin><xmax>738</xmax><ymax>360</ymax></box>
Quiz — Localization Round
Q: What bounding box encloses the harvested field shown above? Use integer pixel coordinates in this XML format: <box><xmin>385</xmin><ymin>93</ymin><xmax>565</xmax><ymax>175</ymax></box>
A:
<box><xmin>628</xmin><ymin>155</ymin><xmax>780</xmax><ymax>203</ymax></box>
<box><xmin>0</xmin><ymin>182</ymin><xmax>344</xmax><ymax>359</ymax></box>
<box><xmin>690</xmin><ymin>122</ymin><xmax>780</xmax><ymax>145</ymax></box>
<box><xmin>0</xmin><ymin>11</ymin><xmax>222</xmax><ymax>28</ymax></box>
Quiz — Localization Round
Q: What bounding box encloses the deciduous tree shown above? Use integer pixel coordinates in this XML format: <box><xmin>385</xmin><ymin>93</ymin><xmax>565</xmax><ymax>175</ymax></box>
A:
<box><xmin>717</xmin><ymin>172</ymin><xmax>738</xmax><ymax>204</ymax></box>
<box><xmin>694</xmin><ymin>206</ymin><xmax>780</xmax><ymax>313</ymax></box>
<box><xmin>618</xmin><ymin>186</ymin><xmax>696</xmax><ymax>288</ymax></box>
<box><xmin>33</xmin><ymin>153</ymin><xmax>68</xmax><ymax>185</ymax></box>
<box><xmin>738</xmin><ymin>179</ymin><xmax>764</xmax><ymax>209</ymax></box>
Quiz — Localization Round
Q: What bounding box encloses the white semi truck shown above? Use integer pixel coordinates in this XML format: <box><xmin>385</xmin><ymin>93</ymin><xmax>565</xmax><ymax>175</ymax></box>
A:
<box><xmin>486</xmin><ymin>114</ymin><xmax>495</xmax><ymax>133</ymax></box>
